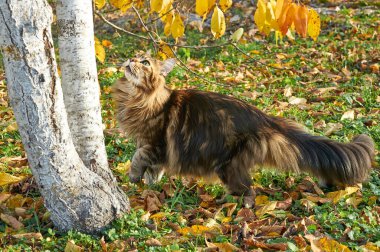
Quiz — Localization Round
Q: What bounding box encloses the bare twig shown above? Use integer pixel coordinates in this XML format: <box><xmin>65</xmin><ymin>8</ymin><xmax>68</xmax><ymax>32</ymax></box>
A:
<box><xmin>94</xmin><ymin>11</ymin><xmax>150</xmax><ymax>41</ymax></box>
<box><xmin>131</xmin><ymin>5</ymin><xmax>159</xmax><ymax>53</ymax></box>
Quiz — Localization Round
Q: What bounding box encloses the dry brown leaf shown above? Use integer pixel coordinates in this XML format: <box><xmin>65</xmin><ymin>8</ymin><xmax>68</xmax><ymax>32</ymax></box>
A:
<box><xmin>12</xmin><ymin>232</ymin><xmax>43</xmax><ymax>240</ymax></box>
<box><xmin>244</xmin><ymin>238</ymin><xmax>288</xmax><ymax>251</ymax></box>
<box><xmin>324</xmin><ymin>122</ymin><xmax>343</xmax><ymax>136</ymax></box>
<box><xmin>234</xmin><ymin>208</ymin><xmax>255</xmax><ymax>222</ymax></box>
<box><xmin>64</xmin><ymin>240</ymin><xmax>83</xmax><ymax>252</ymax></box>
<box><xmin>1</xmin><ymin>213</ymin><xmax>24</xmax><ymax>230</ymax></box>
<box><xmin>143</xmin><ymin>190</ymin><xmax>163</xmax><ymax>212</ymax></box>
<box><xmin>145</xmin><ymin>238</ymin><xmax>162</xmax><ymax>246</ymax></box>
<box><xmin>288</xmin><ymin>96</ymin><xmax>307</xmax><ymax>105</ymax></box>
<box><xmin>255</xmin><ymin>201</ymin><xmax>277</xmax><ymax>218</ymax></box>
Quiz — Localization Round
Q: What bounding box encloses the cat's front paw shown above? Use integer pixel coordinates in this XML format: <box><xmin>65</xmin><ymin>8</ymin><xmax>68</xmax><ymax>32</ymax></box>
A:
<box><xmin>128</xmin><ymin>172</ymin><xmax>142</xmax><ymax>183</ymax></box>
<box><xmin>143</xmin><ymin>168</ymin><xmax>164</xmax><ymax>185</ymax></box>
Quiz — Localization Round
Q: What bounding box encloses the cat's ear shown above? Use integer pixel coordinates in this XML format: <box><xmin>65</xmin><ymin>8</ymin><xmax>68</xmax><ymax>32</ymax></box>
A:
<box><xmin>160</xmin><ymin>58</ymin><xmax>176</xmax><ymax>76</ymax></box>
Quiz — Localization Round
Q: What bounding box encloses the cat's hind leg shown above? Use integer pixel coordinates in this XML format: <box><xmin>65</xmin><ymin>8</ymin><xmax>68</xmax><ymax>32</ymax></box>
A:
<box><xmin>215</xmin><ymin>157</ymin><xmax>256</xmax><ymax>208</ymax></box>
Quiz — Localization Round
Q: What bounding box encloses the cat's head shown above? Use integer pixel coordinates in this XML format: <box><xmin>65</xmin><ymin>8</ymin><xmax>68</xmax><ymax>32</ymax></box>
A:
<box><xmin>120</xmin><ymin>55</ymin><xmax>176</xmax><ymax>93</ymax></box>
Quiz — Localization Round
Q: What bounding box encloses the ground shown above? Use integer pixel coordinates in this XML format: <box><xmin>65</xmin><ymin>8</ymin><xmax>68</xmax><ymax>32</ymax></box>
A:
<box><xmin>0</xmin><ymin>1</ymin><xmax>379</xmax><ymax>251</ymax></box>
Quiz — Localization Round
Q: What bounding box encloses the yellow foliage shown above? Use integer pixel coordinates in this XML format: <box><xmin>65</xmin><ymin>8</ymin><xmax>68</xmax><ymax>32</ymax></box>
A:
<box><xmin>211</xmin><ymin>6</ymin><xmax>226</xmax><ymax>38</ymax></box>
<box><xmin>95</xmin><ymin>0</ymin><xmax>106</xmax><ymax>9</ymax></box>
<box><xmin>307</xmin><ymin>8</ymin><xmax>321</xmax><ymax>41</ymax></box>
<box><xmin>95</xmin><ymin>39</ymin><xmax>106</xmax><ymax>63</ymax></box>
<box><xmin>171</xmin><ymin>13</ymin><xmax>184</xmax><ymax>39</ymax></box>
<box><xmin>219</xmin><ymin>0</ymin><xmax>232</xmax><ymax>12</ymax></box>
<box><xmin>254</xmin><ymin>0</ymin><xmax>320</xmax><ymax>41</ymax></box>
<box><xmin>150</xmin><ymin>0</ymin><xmax>171</xmax><ymax>13</ymax></box>
<box><xmin>207</xmin><ymin>0</ymin><xmax>216</xmax><ymax>12</ymax></box>
<box><xmin>196</xmin><ymin>0</ymin><xmax>209</xmax><ymax>20</ymax></box>
<box><xmin>109</xmin><ymin>0</ymin><xmax>133</xmax><ymax>12</ymax></box>
<box><xmin>255</xmin><ymin>201</ymin><xmax>277</xmax><ymax>218</ymax></box>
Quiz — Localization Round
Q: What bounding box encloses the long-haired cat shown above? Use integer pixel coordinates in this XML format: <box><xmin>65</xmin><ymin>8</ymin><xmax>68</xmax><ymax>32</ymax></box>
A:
<box><xmin>112</xmin><ymin>56</ymin><xmax>375</xmax><ymax>206</ymax></box>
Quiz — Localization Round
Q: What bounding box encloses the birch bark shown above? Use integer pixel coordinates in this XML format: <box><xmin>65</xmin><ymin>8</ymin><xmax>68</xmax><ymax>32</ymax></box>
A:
<box><xmin>0</xmin><ymin>0</ymin><xmax>129</xmax><ymax>233</ymax></box>
<box><xmin>56</xmin><ymin>0</ymin><xmax>113</xmax><ymax>182</ymax></box>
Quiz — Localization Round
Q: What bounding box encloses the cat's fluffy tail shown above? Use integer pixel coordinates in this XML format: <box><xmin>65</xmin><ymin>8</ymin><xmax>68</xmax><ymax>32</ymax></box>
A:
<box><xmin>262</xmin><ymin>119</ymin><xmax>375</xmax><ymax>186</ymax></box>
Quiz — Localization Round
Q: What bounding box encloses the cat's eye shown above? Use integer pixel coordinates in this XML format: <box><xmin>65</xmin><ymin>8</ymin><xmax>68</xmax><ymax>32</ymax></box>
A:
<box><xmin>140</xmin><ymin>60</ymin><xmax>150</xmax><ymax>66</ymax></box>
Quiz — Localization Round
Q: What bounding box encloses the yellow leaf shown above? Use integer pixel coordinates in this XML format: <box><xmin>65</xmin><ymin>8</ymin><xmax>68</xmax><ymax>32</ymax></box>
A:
<box><xmin>95</xmin><ymin>0</ymin><xmax>106</xmax><ymax>9</ymax></box>
<box><xmin>0</xmin><ymin>172</ymin><xmax>24</xmax><ymax>186</ymax></box>
<box><xmin>275</xmin><ymin>0</ymin><xmax>290</xmax><ymax>20</ymax></box>
<box><xmin>307</xmin><ymin>8</ymin><xmax>320</xmax><ymax>41</ymax></box>
<box><xmin>134</xmin><ymin>0</ymin><xmax>145</xmax><ymax>8</ymax></box>
<box><xmin>230</xmin><ymin>27</ymin><xmax>244</xmax><ymax>42</ymax></box>
<box><xmin>196</xmin><ymin>0</ymin><xmax>208</xmax><ymax>20</ymax></box>
<box><xmin>171</xmin><ymin>13</ymin><xmax>185</xmax><ymax>39</ymax></box>
<box><xmin>208</xmin><ymin>0</ymin><xmax>216</xmax><ymax>12</ymax></box>
<box><xmin>65</xmin><ymin>240</ymin><xmax>83</xmax><ymax>252</ymax></box>
<box><xmin>255</xmin><ymin>201</ymin><xmax>277</xmax><ymax>218</ymax></box>
<box><xmin>219</xmin><ymin>0</ymin><xmax>232</xmax><ymax>12</ymax></box>
<box><xmin>95</xmin><ymin>43</ymin><xmax>106</xmax><ymax>63</ymax></box>
<box><xmin>311</xmin><ymin>237</ymin><xmax>351</xmax><ymax>252</ymax></box>
<box><xmin>113</xmin><ymin>160</ymin><xmax>130</xmax><ymax>174</ymax></box>
<box><xmin>151</xmin><ymin>0</ymin><xmax>171</xmax><ymax>13</ymax></box>
<box><xmin>255</xmin><ymin>195</ymin><xmax>269</xmax><ymax>206</ymax></box>
<box><xmin>211</xmin><ymin>6</ymin><xmax>226</xmax><ymax>38</ymax></box>
<box><xmin>150</xmin><ymin>212</ymin><xmax>167</xmax><ymax>221</ymax></box>
<box><xmin>254</xmin><ymin>0</ymin><xmax>267</xmax><ymax>34</ymax></box>
<box><xmin>4</xmin><ymin>121</ymin><xmax>18</xmax><ymax>132</ymax></box>
<box><xmin>178</xmin><ymin>225</ymin><xmax>212</xmax><ymax>236</ymax></box>
<box><xmin>159</xmin><ymin>1</ymin><xmax>173</xmax><ymax>21</ymax></box>
<box><xmin>109</xmin><ymin>0</ymin><xmax>133</xmax><ymax>12</ymax></box>
<box><xmin>101</xmin><ymin>39</ymin><xmax>113</xmax><ymax>48</ymax></box>
<box><xmin>326</xmin><ymin>186</ymin><xmax>360</xmax><ymax>204</ymax></box>
<box><xmin>158</xmin><ymin>43</ymin><xmax>174</xmax><ymax>59</ymax></box>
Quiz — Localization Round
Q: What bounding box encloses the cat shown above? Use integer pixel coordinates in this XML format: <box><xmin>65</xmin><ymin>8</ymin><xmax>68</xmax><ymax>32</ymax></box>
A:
<box><xmin>112</xmin><ymin>55</ymin><xmax>375</xmax><ymax>207</ymax></box>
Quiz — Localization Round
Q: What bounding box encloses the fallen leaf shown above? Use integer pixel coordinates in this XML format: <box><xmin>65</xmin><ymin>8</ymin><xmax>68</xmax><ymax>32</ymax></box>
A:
<box><xmin>326</xmin><ymin>186</ymin><xmax>360</xmax><ymax>204</ymax></box>
<box><xmin>177</xmin><ymin>225</ymin><xmax>214</xmax><ymax>236</ymax></box>
<box><xmin>288</xmin><ymin>96</ymin><xmax>307</xmax><ymax>105</ymax></box>
<box><xmin>306</xmin><ymin>235</ymin><xmax>351</xmax><ymax>252</ymax></box>
<box><xmin>341</xmin><ymin>110</ymin><xmax>355</xmax><ymax>121</ymax></box>
<box><xmin>255</xmin><ymin>201</ymin><xmax>277</xmax><ymax>218</ymax></box>
<box><xmin>0</xmin><ymin>172</ymin><xmax>24</xmax><ymax>186</ymax></box>
<box><xmin>12</xmin><ymin>232</ymin><xmax>43</xmax><ymax>241</ymax></box>
<box><xmin>244</xmin><ymin>238</ymin><xmax>288</xmax><ymax>251</ymax></box>
<box><xmin>324</xmin><ymin>122</ymin><xmax>343</xmax><ymax>136</ymax></box>
<box><xmin>283</xmin><ymin>86</ymin><xmax>293</xmax><ymax>97</ymax></box>
<box><xmin>64</xmin><ymin>240</ymin><xmax>83</xmax><ymax>252</ymax></box>
<box><xmin>1</xmin><ymin>213</ymin><xmax>24</xmax><ymax>230</ymax></box>
<box><xmin>234</xmin><ymin>208</ymin><xmax>255</xmax><ymax>222</ymax></box>
<box><xmin>255</xmin><ymin>195</ymin><xmax>269</xmax><ymax>206</ymax></box>
<box><xmin>145</xmin><ymin>238</ymin><xmax>162</xmax><ymax>246</ymax></box>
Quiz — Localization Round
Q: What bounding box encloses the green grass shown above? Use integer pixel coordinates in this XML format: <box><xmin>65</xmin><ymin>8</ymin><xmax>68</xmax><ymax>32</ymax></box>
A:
<box><xmin>0</xmin><ymin>4</ymin><xmax>379</xmax><ymax>252</ymax></box>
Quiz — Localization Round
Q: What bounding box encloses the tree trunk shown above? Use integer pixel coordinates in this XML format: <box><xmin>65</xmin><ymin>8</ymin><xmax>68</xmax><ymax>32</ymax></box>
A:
<box><xmin>0</xmin><ymin>0</ymin><xmax>129</xmax><ymax>233</ymax></box>
<box><xmin>56</xmin><ymin>0</ymin><xmax>112</xmax><ymax>182</ymax></box>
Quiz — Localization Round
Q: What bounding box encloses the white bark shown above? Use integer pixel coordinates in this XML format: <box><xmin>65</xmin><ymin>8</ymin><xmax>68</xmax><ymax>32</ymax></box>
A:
<box><xmin>56</xmin><ymin>0</ymin><xmax>111</xmax><ymax>182</ymax></box>
<box><xmin>0</xmin><ymin>0</ymin><xmax>129</xmax><ymax>233</ymax></box>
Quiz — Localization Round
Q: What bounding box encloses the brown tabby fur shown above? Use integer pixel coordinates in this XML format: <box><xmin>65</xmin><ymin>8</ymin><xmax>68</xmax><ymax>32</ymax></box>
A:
<box><xmin>112</xmin><ymin>56</ymin><xmax>375</xmax><ymax>204</ymax></box>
